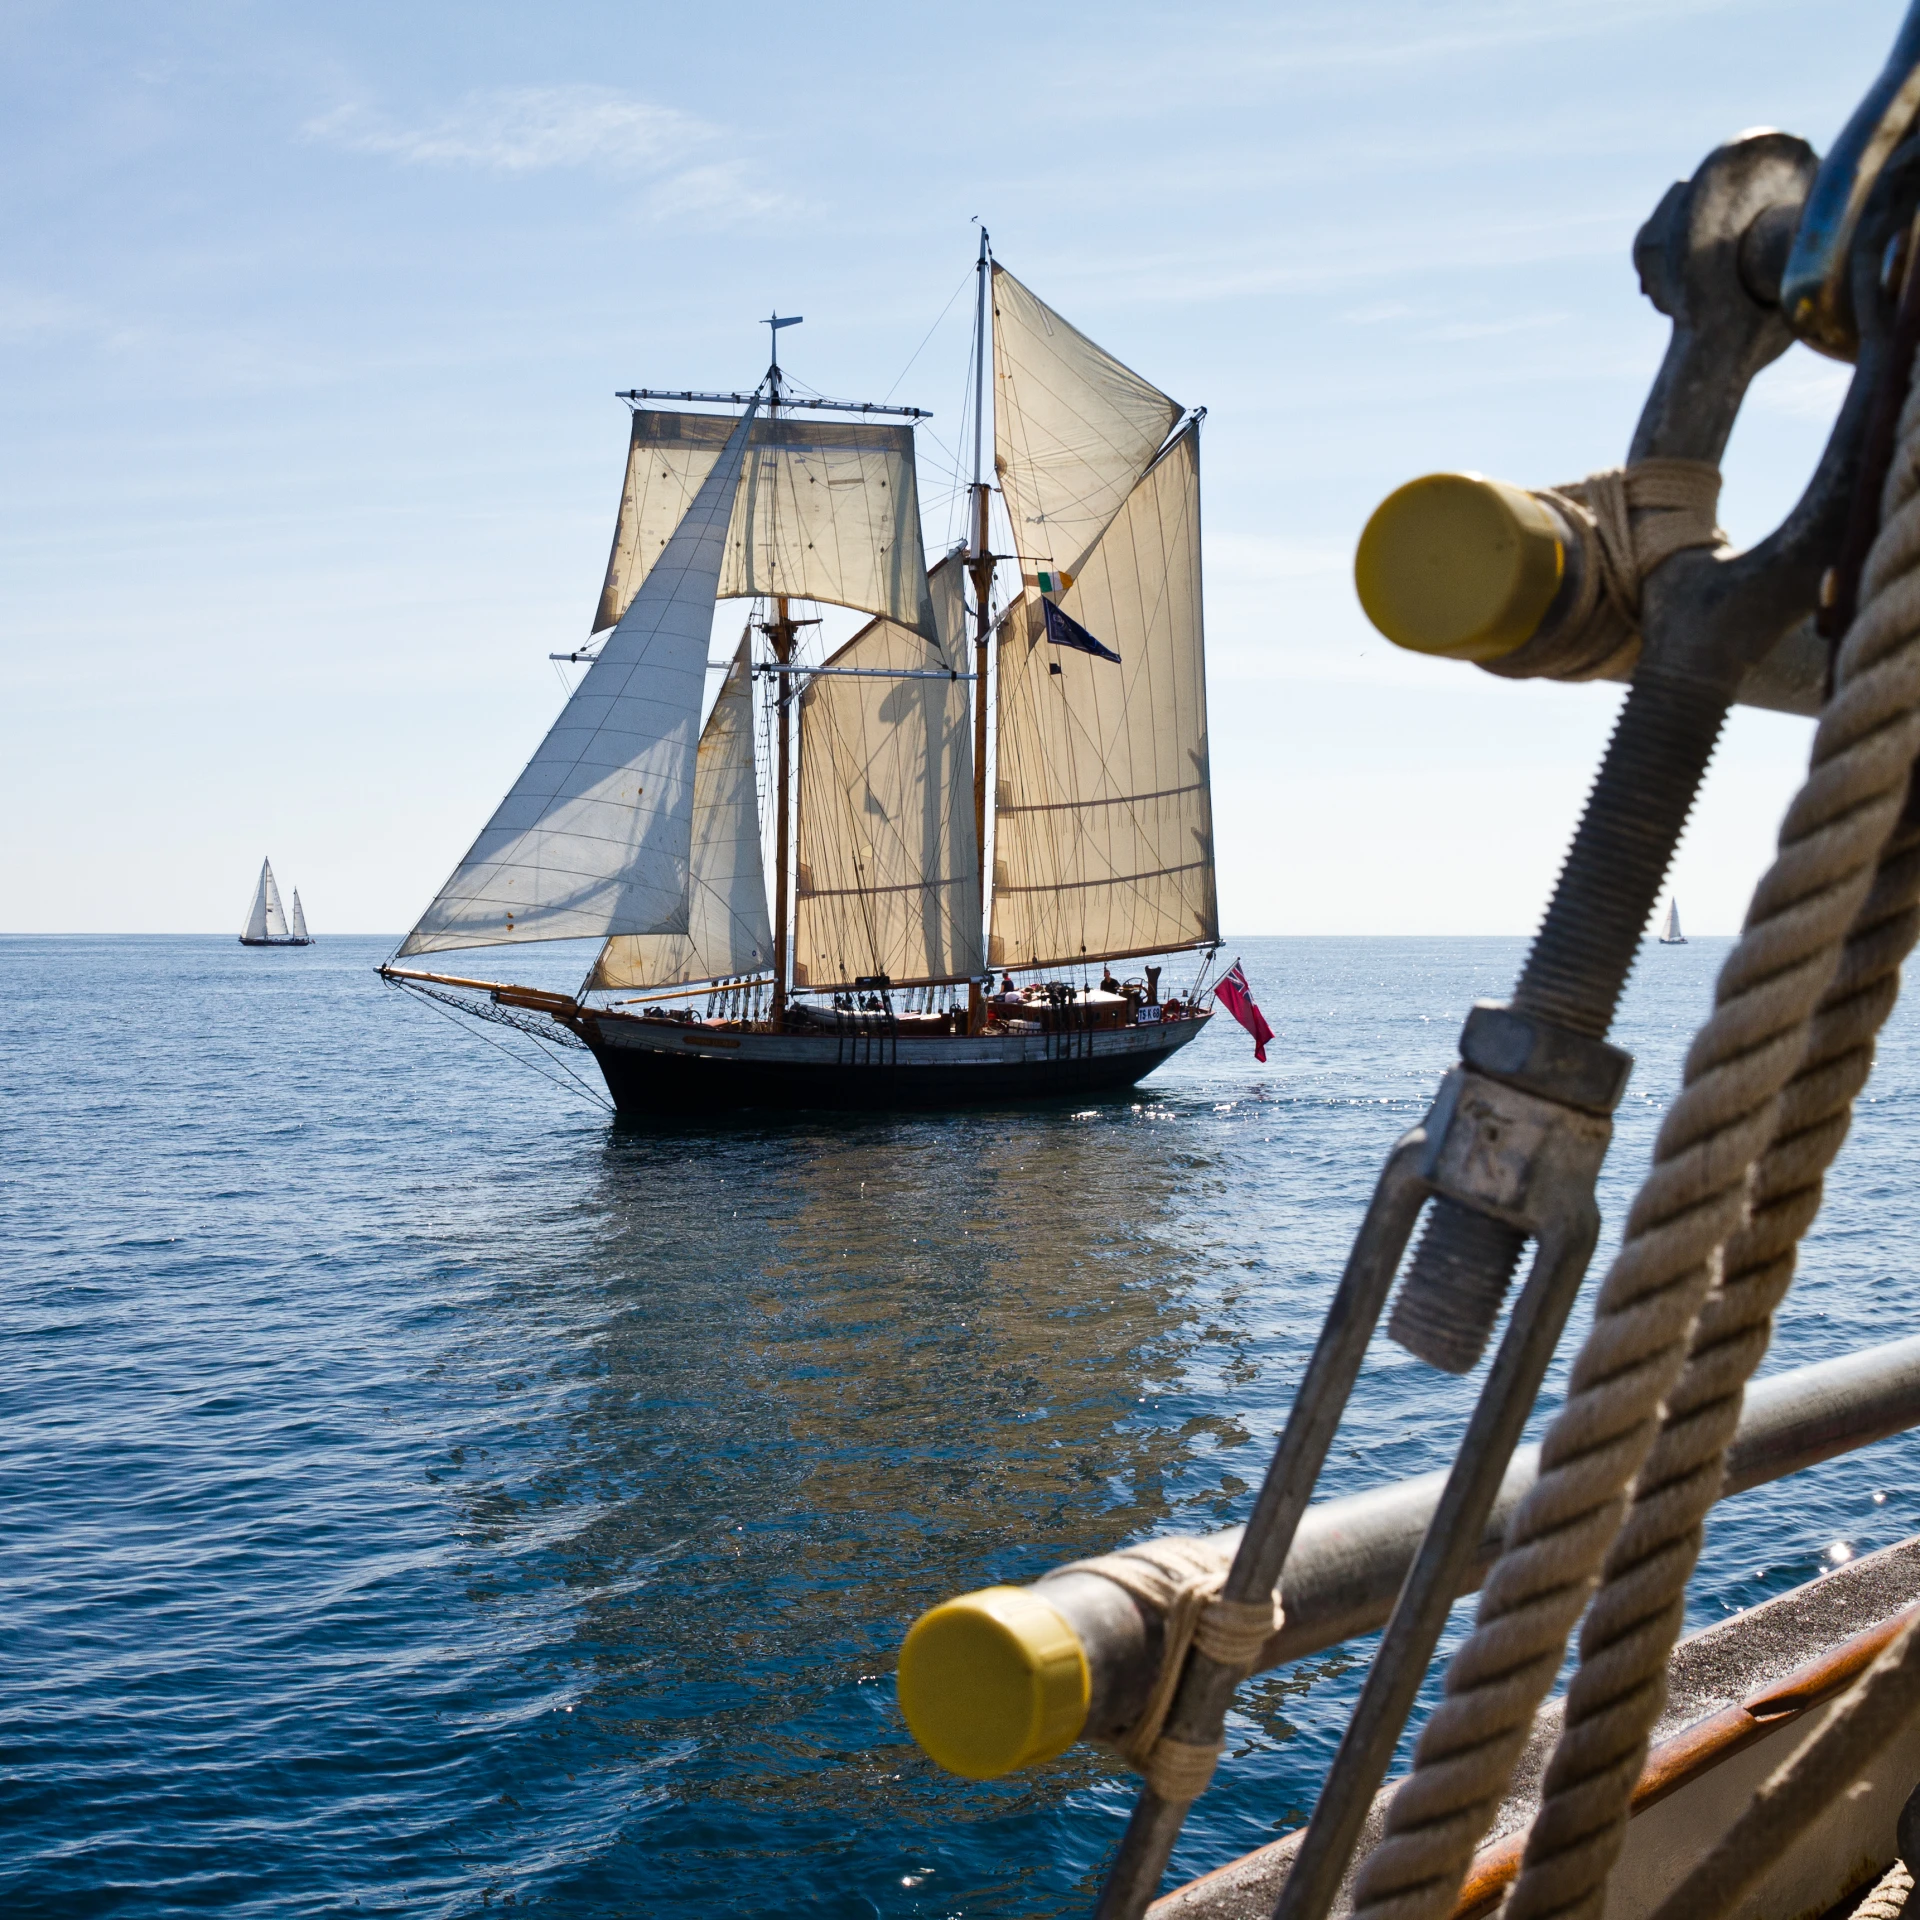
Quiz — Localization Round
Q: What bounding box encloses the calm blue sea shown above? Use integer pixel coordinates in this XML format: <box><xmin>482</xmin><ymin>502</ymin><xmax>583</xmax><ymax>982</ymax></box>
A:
<box><xmin>7</xmin><ymin>932</ymin><xmax>1920</xmax><ymax>1917</ymax></box>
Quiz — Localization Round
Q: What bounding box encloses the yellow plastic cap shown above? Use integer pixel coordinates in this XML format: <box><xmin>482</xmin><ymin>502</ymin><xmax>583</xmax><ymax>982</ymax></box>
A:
<box><xmin>897</xmin><ymin>1585</ymin><xmax>1090</xmax><ymax>1779</ymax></box>
<box><xmin>1354</xmin><ymin>472</ymin><xmax>1565</xmax><ymax>662</ymax></box>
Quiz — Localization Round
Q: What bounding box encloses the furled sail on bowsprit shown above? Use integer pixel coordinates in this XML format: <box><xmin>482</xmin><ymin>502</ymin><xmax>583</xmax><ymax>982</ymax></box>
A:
<box><xmin>587</xmin><ymin>635</ymin><xmax>772</xmax><ymax>990</ymax></box>
<box><xmin>397</xmin><ymin>402</ymin><xmax>759</xmax><ymax>957</ymax></box>
<box><xmin>991</xmin><ymin>266</ymin><xmax>1185</xmax><ymax>584</ymax></box>
<box><xmin>592</xmin><ymin>411</ymin><xmax>940</xmax><ymax>643</ymax></box>
<box><xmin>990</xmin><ymin>417</ymin><xmax>1215</xmax><ymax>973</ymax></box>
<box><xmin>244</xmin><ymin>858</ymin><xmax>290</xmax><ymax>942</ymax></box>
<box><xmin>791</xmin><ymin>556</ymin><xmax>982</xmax><ymax>990</ymax></box>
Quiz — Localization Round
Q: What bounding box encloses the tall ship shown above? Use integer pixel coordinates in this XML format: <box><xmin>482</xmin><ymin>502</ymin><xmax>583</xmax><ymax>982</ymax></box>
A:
<box><xmin>384</xmin><ymin>242</ymin><xmax>1224</xmax><ymax>1113</ymax></box>
<box><xmin>240</xmin><ymin>858</ymin><xmax>311</xmax><ymax>947</ymax></box>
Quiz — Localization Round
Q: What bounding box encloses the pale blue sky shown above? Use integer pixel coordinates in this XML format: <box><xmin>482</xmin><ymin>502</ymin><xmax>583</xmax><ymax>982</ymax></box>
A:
<box><xmin>1</xmin><ymin>1</ymin><xmax>1895</xmax><ymax>935</ymax></box>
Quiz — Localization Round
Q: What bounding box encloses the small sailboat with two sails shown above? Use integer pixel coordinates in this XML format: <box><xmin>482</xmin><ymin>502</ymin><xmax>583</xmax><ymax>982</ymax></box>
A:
<box><xmin>240</xmin><ymin>858</ymin><xmax>312</xmax><ymax>947</ymax></box>
<box><xmin>383</xmin><ymin>238</ymin><xmax>1228</xmax><ymax>1114</ymax></box>
<box><xmin>1658</xmin><ymin>898</ymin><xmax>1687</xmax><ymax>944</ymax></box>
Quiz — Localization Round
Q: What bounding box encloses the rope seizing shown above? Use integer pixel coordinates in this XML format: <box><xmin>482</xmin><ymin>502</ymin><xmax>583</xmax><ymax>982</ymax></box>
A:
<box><xmin>1059</xmin><ymin>1540</ymin><xmax>1283</xmax><ymax>1800</ymax></box>
<box><xmin>1484</xmin><ymin>459</ymin><xmax>1724</xmax><ymax>684</ymax></box>
<box><xmin>1344</xmin><ymin>360</ymin><xmax>1920</xmax><ymax>1920</ymax></box>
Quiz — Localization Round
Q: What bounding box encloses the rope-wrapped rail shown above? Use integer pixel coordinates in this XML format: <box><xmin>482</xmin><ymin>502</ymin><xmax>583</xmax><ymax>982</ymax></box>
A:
<box><xmin>1058</xmin><ymin>1539</ymin><xmax>1283</xmax><ymax>1800</ymax></box>
<box><xmin>1343</xmin><ymin>360</ymin><xmax>1920</xmax><ymax>1920</ymax></box>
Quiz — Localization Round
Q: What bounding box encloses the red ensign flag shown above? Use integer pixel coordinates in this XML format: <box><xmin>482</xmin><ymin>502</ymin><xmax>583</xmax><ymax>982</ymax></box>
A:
<box><xmin>1214</xmin><ymin>961</ymin><xmax>1274</xmax><ymax>1063</ymax></box>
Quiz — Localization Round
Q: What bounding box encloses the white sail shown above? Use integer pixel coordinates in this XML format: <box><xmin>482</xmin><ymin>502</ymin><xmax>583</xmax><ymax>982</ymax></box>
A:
<box><xmin>290</xmin><ymin>891</ymin><xmax>309</xmax><ymax>941</ymax></box>
<box><xmin>792</xmin><ymin>556</ymin><xmax>982</xmax><ymax>990</ymax></box>
<box><xmin>1665</xmin><ymin>900</ymin><xmax>1684</xmax><ymax>941</ymax></box>
<box><xmin>992</xmin><ymin>265</ymin><xmax>1184</xmax><ymax>584</ymax></box>
<box><xmin>397</xmin><ymin>402</ymin><xmax>759</xmax><ymax>957</ymax></box>
<box><xmin>592</xmin><ymin>411</ymin><xmax>938</xmax><ymax>641</ymax></box>
<box><xmin>990</xmin><ymin>422</ymin><xmax>1216</xmax><ymax>972</ymax></box>
<box><xmin>587</xmin><ymin>636</ymin><xmax>772</xmax><ymax>990</ymax></box>
<box><xmin>243</xmin><ymin>860</ymin><xmax>273</xmax><ymax>941</ymax></box>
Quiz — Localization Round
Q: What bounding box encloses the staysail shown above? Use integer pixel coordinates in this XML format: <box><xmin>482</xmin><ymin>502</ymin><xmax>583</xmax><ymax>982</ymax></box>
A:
<box><xmin>290</xmin><ymin>891</ymin><xmax>309</xmax><ymax>942</ymax></box>
<box><xmin>397</xmin><ymin>402</ymin><xmax>759</xmax><ymax>956</ymax></box>
<box><xmin>592</xmin><ymin>411</ymin><xmax>939</xmax><ymax>642</ymax></box>
<box><xmin>791</xmin><ymin>557</ymin><xmax>982</xmax><ymax>990</ymax></box>
<box><xmin>587</xmin><ymin>635</ymin><xmax>773</xmax><ymax>990</ymax></box>
<box><xmin>244</xmin><ymin>859</ymin><xmax>290</xmax><ymax>941</ymax></box>
<box><xmin>991</xmin><ymin>266</ymin><xmax>1184</xmax><ymax>584</ymax></box>
<box><xmin>990</xmin><ymin>422</ymin><xmax>1216</xmax><ymax>971</ymax></box>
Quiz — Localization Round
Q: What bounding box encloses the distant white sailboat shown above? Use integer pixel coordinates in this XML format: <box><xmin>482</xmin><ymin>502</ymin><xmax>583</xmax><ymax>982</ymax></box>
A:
<box><xmin>240</xmin><ymin>858</ymin><xmax>314</xmax><ymax>947</ymax></box>
<box><xmin>1658</xmin><ymin>898</ymin><xmax>1686</xmax><ymax>945</ymax></box>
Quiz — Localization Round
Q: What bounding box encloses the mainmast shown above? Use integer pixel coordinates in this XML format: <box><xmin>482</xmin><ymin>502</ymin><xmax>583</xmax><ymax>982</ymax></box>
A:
<box><xmin>967</xmin><ymin>228</ymin><xmax>994</xmax><ymax>1034</ymax></box>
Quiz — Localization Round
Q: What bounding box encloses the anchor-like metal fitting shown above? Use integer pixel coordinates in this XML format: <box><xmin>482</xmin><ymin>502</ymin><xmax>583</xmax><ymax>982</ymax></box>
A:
<box><xmin>1375</xmin><ymin>124</ymin><xmax>1893</xmax><ymax>1375</ymax></box>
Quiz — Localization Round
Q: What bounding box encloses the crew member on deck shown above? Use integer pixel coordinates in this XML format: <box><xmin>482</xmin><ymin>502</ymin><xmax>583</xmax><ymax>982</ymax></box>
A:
<box><xmin>1100</xmin><ymin>966</ymin><xmax>1120</xmax><ymax>995</ymax></box>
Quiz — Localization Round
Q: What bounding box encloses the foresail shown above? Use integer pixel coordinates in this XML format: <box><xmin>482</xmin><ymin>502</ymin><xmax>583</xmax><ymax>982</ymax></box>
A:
<box><xmin>587</xmin><ymin>636</ymin><xmax>772</xmax><ymax>991</ymax></box>
<box><xmin>992</xmin><ymin>265</ymin><xmax>1183</xmax><ymax>584</ymax></box>
<box><xmin>397</xmin><ymin>403</ymin><xmax>758</xmax><ymax>957</ymax></box>
<box><xmin>593</xmin><ymin>411</ymin><xmax>938</xmax><ymax>641</ymax></box>
<box><xmin>990</xmin><ymin>423</ymin><xmax>1216</xmax><ymax>971</ymax></box>
<box><xmin>792</xmin><ymin>555</ymin><xmax>982</xmax><ymax>989</ymax></box>
<box><xmin>262</xmin><ymin>862</ymin><xmax>290</xmax><ymax>940</ymax></box>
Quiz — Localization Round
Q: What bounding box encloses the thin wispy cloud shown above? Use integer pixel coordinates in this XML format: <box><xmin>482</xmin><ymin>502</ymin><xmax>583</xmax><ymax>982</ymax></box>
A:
<box><xmin>309</xmin><ymin>84</ymin><xmax>711</xmax><ymax>176</ymax></box>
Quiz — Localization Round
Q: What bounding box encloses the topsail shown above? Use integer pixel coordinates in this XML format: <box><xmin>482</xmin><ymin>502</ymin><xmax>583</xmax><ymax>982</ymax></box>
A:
<box><xmin>991</xmin><ymin>266</ymin><xmax>1184</xmax><ymax>582</ymax></box>
<box><xmin>398</xmin><ymin>403</ymin><xmax>760</xmax><ymax>957</ymax></box>
<box><xmin>593</xmin><ymin>411</ymin><xmax>939</xmax><ymax>642</ymax></box>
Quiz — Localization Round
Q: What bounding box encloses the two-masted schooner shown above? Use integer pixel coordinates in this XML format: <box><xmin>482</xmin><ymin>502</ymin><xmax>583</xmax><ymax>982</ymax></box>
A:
<box><xmin>383</xmin><ymin>241</ymin><xmax>1222</xmax><ymax>1113</ymax></box>
<box><xmin>240</xmin><ymin>858</ymin><xmax>312</xmax><ymax>947</ymax></box>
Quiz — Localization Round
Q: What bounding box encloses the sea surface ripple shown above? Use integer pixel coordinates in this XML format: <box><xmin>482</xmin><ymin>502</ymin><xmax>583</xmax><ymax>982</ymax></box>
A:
<box><xmin>6</xmin><ymin>933</ymin><xmax>1919</xmax><ymax>1916</ymax></box>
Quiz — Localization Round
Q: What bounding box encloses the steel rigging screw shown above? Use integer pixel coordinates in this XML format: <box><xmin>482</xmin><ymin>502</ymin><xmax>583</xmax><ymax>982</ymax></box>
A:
<box><xmin>1389</xmin><ymin>668</ymin><xmax>1729</xmax><ymax>1371</ymax></box>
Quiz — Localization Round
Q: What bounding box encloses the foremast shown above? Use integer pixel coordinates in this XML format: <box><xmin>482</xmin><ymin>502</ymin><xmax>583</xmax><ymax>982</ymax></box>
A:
<box><xmin>967</xmin><ymin>227</ymin><xmax>996</xmax><ymax>1035</ymax></box>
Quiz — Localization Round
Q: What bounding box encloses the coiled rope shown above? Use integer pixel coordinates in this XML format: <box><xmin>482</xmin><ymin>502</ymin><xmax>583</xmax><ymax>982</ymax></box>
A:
<box><xmin>1344</xmin><ymin>363</ymin><xmax>1920</xmax><ymax>1920</ymax></box>
<box><xmin>1057</xmin><ymin>1540</ymin><xmax>1283</xmax><ymax>1800</ymax></box>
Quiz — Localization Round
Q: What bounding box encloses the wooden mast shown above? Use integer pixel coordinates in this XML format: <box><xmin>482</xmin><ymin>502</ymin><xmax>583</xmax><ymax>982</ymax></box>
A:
<box><xmin>764</xmin><ymin>322</ymin><xmax>796</xmax><ymax>1024</ymax></box>
<box><xmin>967</xmin><ymin>227</ymin><xmax>994</xmax><ymax>1035</ymax></box>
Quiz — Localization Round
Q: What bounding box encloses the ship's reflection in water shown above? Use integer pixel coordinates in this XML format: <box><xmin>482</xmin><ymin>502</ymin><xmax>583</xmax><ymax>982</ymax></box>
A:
<box><xmin>440</xmin><ymin>1100</ymin><xmax>1281</xmax><ymax>1913</ymax></box>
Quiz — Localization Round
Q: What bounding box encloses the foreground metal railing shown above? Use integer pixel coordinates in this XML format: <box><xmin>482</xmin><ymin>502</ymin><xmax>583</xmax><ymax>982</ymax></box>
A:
<box><xmin>900</xmin><ymin>1334</ymin><xmax>1920</xmax><ymax>1773</ymax></box>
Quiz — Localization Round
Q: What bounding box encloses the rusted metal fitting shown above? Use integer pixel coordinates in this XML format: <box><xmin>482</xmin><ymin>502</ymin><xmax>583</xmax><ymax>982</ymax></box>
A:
<box><xmin>1386</xmin><ymin>1064</ymin><xmax>1614</xmax><ymax>1373</ymax></box>
<box><xmin>1458</xmin><ymin>1000</ymin><xmax>1633</xmax><ymax>1116</ymax></box>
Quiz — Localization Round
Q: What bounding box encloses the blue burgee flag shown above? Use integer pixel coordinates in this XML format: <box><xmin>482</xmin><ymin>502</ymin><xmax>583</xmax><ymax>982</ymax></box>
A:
<box><xmin>1042</xmin><ymin>596</ymin><xmax>1121</xmax><ymax>663</ymax></box>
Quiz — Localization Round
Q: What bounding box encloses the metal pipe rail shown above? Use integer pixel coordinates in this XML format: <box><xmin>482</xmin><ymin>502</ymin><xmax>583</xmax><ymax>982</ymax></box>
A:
<box><xmin>897</xmin><ymin>1334</ymin><xmax>1920</xmax><ymax>1776</ymax></box>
